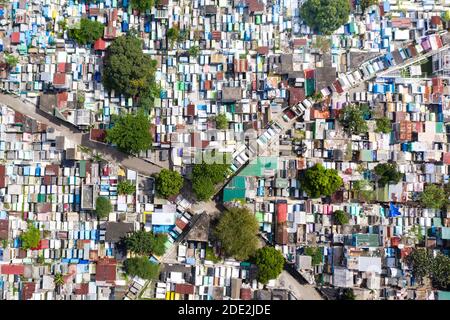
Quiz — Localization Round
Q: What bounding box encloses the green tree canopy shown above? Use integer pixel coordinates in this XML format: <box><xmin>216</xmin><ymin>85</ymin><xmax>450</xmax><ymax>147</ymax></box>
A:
<box><xmin>373</xmin><ymin>163</ymin><xmax>403</xmax><ymax>187</ymax></box>
<box><xmin>192</xmin><ymin>175</ymin><xmax>215</xmax><ymax>201</ymax></box>
<box><xmin>4</xmin><ymin>53</ymin><xmax>19</xmax><ymax>67</ymax></box>
<box><xmin>192</xmin><ymin>162</ymin><xmax>230</xmax><ymax>201</ymax></box>
<box><xmin>338</xmin><ymin>104</ymin><xmax>369</xmax><ymax>135</ymax></box>
<box><xmin>300</xmin><ymin>0</ymin><xmax>350</xmax><ymax>35</ymax></box>
<box><xmin>188</xmin><ymin>45</ymin><xmax>200</xmax><ymax>58</ymax></box>
<box><xmin>155</xmin><ymin>169</ymin><xmax>184</xmax><ymax>198</ymax></box>
<box><xmin>333</xmin><ymin>210</ymin><xmax>350</xmax><ymax>225</ymax></box>
<box><xmin>124</xmin><ymin>230</ymin><xmax>167</xmax><ymax>256</ymax></box>
<box><xmin>214</xmin><ymin>113</ymin><xmax>229</xmax><ymax>130</ymax></box>
<box><xmin>124</xmin><ymin>257</ymin><xmax>160</xmax><ymax>280</ymax></box>
<box><xmin>255</xmin><ymin>247</ymin><xmax>285</xmax><ymax>284</ymax></box>
<box><xmin>304</xmin><ymin>246</ymin><xmax>323</xmax><ymax>265</ymax></box>
<box><xmin>118</xmin><ymin>180</ymin><xmax>135</xmax><ymax>195</ymax></box>
<box><xmin>431</xmin><ymin>253</ymin><xmax>450</xmax><ymax>289</ymax></box>
<box><xmin>352</xmin><ymin>179</ymin><xmax>374</xmax><ymax>202</ymax></box>
<box><xmin>95</xmin><ymin>196</ymin><xmax>112</xmax><ymax>219</ymax></box>
<box><xmin>130</xmin><ymin>0</ymin><xmax>158</xmax><ymax>11</ymax></box>
<box><xmin>106</xmin><ymin>112</ymin><xmax>152</xmax><ymax>154</ymax></box>
<box><xmin>407</xmin><ymin>248</ymin><xmax>434</xmax><ymax>283</ymax></box>
<box><xmin>68</xmin><ymin>18</ymin><xmax>104</xmax><ymax>45</ymax></box>
<box><xmin>103</xmin><ymin>35</ymin><xmax>158</xmax><ymax>98</ymax></box>
<box><xmin>341</xmin><ymin>288</ymin><xmax>356</xmax><ymax>300</ymax></box>
<box><xmin>375</xmin><ymin>117</ymin><xmax>392</xmax><ymax>134</ymax></box>
<box><xmin>300</xmin><ymin>163</ymin><xmax>343</xmax><ymax>198</ymax></box>
<box><xmin>420</xmin><ymin>184</ymin><xmax>448</xmax><ymax>209</ymax></box>
<box><xmin>360</xmin><ymin>0</ymin><xmax>379</xmax><ymax>13</ymax></box>
<box><xmin>215</xmin><ymin>207</ymin><xmax>259</xmax><ymax>261</ymax></box>
<box><xmin>20</xmin><ymin>223</ymin><xmax>41</xmax><ymax>250</ymax></box>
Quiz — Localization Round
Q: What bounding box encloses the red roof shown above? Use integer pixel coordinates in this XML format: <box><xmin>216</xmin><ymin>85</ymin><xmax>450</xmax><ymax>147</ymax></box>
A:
<box><xmin>256</xmin><ymin>46</ymin><xmax>269</xmax><ymax>55</ymax></box>
<box><xmin>288</xmin><ymin>87</ymin><xmax>305</xmax><ymax>106</ymax></box>
<box><xmin>90</xmin><ymin>129</ymin><xmax>107</xmax><ymax>143</ymax></box>
<box><xmin>94</xmin><ymin>38</ymin><xmax>106</xmax><ymax>51</ymax></box>
<box><xmin>74</xmin><ymin>283</ymin><xmax>89</xmax><ymax>295</ymax></box>
<box><xmin>175</xmin><ymin>283</ymin><xmax>195</xmax><ymax>295</ymax></box>
<box><xmin>95</xmin><ymin>258</ymin><xmax>117</xmax><ymax>282</ymax></box>
<box><xmin>57</xmin><ymin>92</ymin><xmax>68</xmax><ymax>109</ymax></box>
<box><xmin>0</xmin><ymin>219</ymin><xmax>8</xmax><ymax>240</ymax></box>
<box><xmin>53</xmin><ymin>73</ymin><xmax>67</xmax><ymax>86</ymax></box>
<box><xmin>11</xmin><ymin>32</ymin><xmax>20</xmax><ymax>44</ymax></box>
<box><xmin>22</xmin><ymin>282</ymin><xmax>36</xmax><ymax>300</ymax></box>
<box><xmin>443</xmin><ymin>152</ymin><xmax>450</xmax><ymax>165</ymax></box>
<box><xmin>292</xmin><ymin>38</ymin><xmax>308</xmax><ymax>47</ymax></box>
<box><xmin>38</xmin><ymin>239</ymin><xmax>50</xmax><ymax>249</ymax></box>
<box><xmin>333</xmin><ymin>80</ymin><xmax>343</xmax><ymax>94</ymax></box>
<box><xmin>277</xmin><ymin>202</ymin><xmax>288</xmax><ymax>223</ymax></box>
<box><xmin>304</xmin><ymin>69</ymin><xmax>315</xmax><ymax>79</ymax></box>
<box><xmin>240</xmin><ymin>288</ymin><xmax>252</xmax><ymax>300</ymax></box>
<box><xmin>57</xmin><ymin>63</ymin><xmax>67</xmax><ymax>73</ymax></box>
<box><xmin>1</xmin><ymin>264</ymin><xmax>25</xmax><ymax>275</ymax></box>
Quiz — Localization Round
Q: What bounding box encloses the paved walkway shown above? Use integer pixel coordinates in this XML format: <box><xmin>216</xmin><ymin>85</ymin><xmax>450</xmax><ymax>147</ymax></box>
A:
<box><xmin>0</xmin><ymin>93</ymin><xmax>164</xmax><ymax>176</ymax></box>
<box><xmin>275</xmin><ymin>271</ymin><xmax>323</xmax><ymax>300</ymax></box>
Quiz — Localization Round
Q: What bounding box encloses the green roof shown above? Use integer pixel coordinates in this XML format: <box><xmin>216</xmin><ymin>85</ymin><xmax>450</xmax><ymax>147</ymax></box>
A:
<box><xmin>441</xmin><ymin>227</ymin><xmax>450</xmax><ymax>240</ymax></box>
<box><xmin>255</xmin><ymin>212</ymin><xmax>264</xmax><ymax>223</ymax></box>
<box><xmin>353</xmin><ymin>233</ymin><xmax>379</xmax><ymax>247</ymax></box>
<box><xmin>438</xmin><ymin>291</ymin><xmax>450</xmax><ymax>300</ymax></box>
<box><xmin>376</xmin><ymin>185</ymin><xmax>389</xmax><ymax>202</ymax></box>
<box><xmin>275</xmin><ymin>178</ymin><xmax>289</xmax><ymax>189</ymax></box>
<box><xmin>79</xmin><ymin>160</ymin><xmax>86</xmax><ymax>178</ymax></box>
<box><xmin>223</xmin><ymin>188</ymin><xmax>246</xmax><ymax>202</ymax></box>
<box><xmin>239</xmin><ymin>157</ymin><xmax>278</xmax><ymax>177</ymax></box>
<box><xmin>359</xmin><ymin>150</ymin><xmax>373</xmax><ymax>162</ymax></box>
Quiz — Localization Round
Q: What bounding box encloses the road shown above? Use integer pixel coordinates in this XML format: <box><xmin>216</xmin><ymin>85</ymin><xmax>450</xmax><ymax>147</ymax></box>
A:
<box><xmin>275</xmin><ymin>271</ymin><xmax>323</xmax><ymax>300</ymax></box>
<box><xmin>0</xmin><ymin>93</ymin><xmax>164</xmax><ymax>176</ymax></box>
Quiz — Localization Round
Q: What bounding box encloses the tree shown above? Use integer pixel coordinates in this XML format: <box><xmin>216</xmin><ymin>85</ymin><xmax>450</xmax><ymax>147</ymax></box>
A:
<box><xmin>68</xmin><ymin>18</ymin><xmax>104</xmax><ymax>45</ymax></box>
<box><xmin>167</xmin><ymin>26</ymin><xmax>181</xmax><ymax>47</ymax></box>
<box><xmin>20</xmin><ymin>223</ymin><xmax>40</xmax><ymax>250</ymax></box>
<box><xmin>125</xmin><ymin>230</ymin><xmax>168</xmax><ymax>256</ymax></box>
<box><xmin>255</xmin><ymin>247</ymin><xmax>285</xmax><ymax>284</ymax></box>
<box><xmin>420</xmin><ymin>184</ymin><xmax>448</xmax><ymax>209</ymax></box>
<box><xmin>443</xmin><ymin>10</ymin><xmax>450</xmax><ymax>22</ymax></box>
<box><xmin>124</xmin><ymin>257</ymin><xmax>160</xmax><ymax>280</ymax></box>
<box><xmin>188</xmin><ymin>45</ymin><xmax>200</xmax><ymax>58</ymax></box>
<box><xmin>373</xmin><ymin>163</ymin><xmax>403</xmax><ymax>187</ymax></box>
<box><xmin>215</xmin><ymin>207</ymin><xmax>259</xmax><ymax>261</ymax></box>
<box><xmin>360</xmin><ymin>0</ymin><xmax>379</xmax><ymax>13</ymax></box>
<box><xmin>192</xmin><ymin>162</ymin><xmax>230</xmax><ymax>201</ymax></box>
<box><xmin>54</xmin><ymin>273</ymin><xmax>65</xmax><ymax>286</ymax></box>
<box><xmin>375</xmin><ymin>117</ymin><xmax>392</xmax><ymax>134</ymax></box>
<box><xmin>4</xmin><ymin>53</ymin><xmax>19</xmax><ymax>68</ymax></box>
<box><xmin>300</xmin><ymin>0</ymin><xmax>350</xmax><ymax>35</ymax></box>
<box><xmin>338</xmin><ymin>104</ymin><xmax>369</xmax><ymax>135</ymax></box>
<box><xmin>304</xmin><ymin>247</ymin><xmax>323</xmax><ymax>265</ymax></box>
<box><xmin>106</xmin><ymin>112</ymin><xmax>152</xmax><ymax>154</ymax></box>
<box><xmin>155</xmin><ymin>169</ymin><xmax>184</xmax><ymax>198</ymax></box>
<box><xmin>118</xmin><ymin>180</ymin><xmax>135</xmax><ymax>195</ymax></box>
<box><xmin>214</xmin><ymin>113</ymin><xmax>229</xmax><ymax>130</ymax></box>
<box><xmin>333</xmin><ymin>210</ymin><xmax>350</xmax><ymax>225</ymax></box>
<box><xmin>431</xmin><ymin>253</ymin><xmax>450</xmax><ymax>289</ymax></box>
<box><xmin>341</xmin><ymin>288</ymin><xmax>356</xmax><ymax>300</ymax></box>
<box><xmin>407</xmin><ymin>248</ymin><xmax>434</xmax><ymax>283</ymax></box>
<box><xmin>192</xmin><ymin>175</ymin><xmax>215</xmax><ymax>201</ymax></box>
<box><xmin>300</xmin><ymin>163</ymin><xmax>343</xmax><ymax>198</ymax></box>
<box><xmin>130</xmin><ymin>0</ymin><xmax>158</xmax><ymax>12</ymax></box>
<box><xmin>95</xmin><ymin>197</ymin><xmax>112</xmax><ymax>219</ymax></box>
<box><xmin>352</xmin><ymin>179</ymin><xmax>374</xmax><ymax>202</ymax></box>
<box><xmin>103</xmin><ymin>35</ymin><xmax>158</xmax><ymax>98</ymax></box>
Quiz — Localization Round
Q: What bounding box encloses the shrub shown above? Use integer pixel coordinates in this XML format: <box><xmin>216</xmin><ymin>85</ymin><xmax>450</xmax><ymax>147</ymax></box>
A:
<box><xmin>95</xmin><ymin>197</ymin><xmax>112</xmax><ymax>219</ymax></box>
